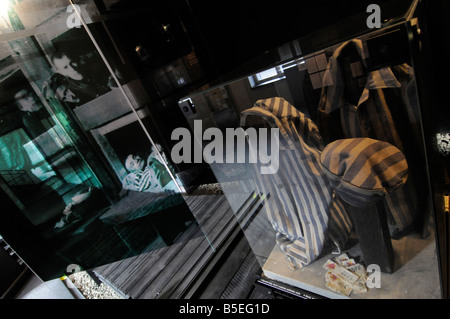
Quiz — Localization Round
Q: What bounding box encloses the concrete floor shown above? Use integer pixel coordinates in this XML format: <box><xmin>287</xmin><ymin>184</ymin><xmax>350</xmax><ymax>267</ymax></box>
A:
<box><xmin>14</xmin><ymin>273</ymin><xmax>77</xmax><ymax>299</ymax></box>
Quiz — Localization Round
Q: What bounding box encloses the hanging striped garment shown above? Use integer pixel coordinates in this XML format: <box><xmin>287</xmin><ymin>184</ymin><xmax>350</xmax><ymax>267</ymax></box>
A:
<box><xmin>318</xmin><ymin>39</ymin><xmax>422</xmax><ymax>233</ymax></box>
<box><xmin>241</xmin><ymin>97</ymin><xmax>352</xmax><ymax>268</ymax></box>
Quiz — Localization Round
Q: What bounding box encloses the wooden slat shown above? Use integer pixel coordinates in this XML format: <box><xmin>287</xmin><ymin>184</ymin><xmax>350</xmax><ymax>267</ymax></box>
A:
<box><xmin>220</xmin><ymin>249</ymin><xmax>261</xmax><ymax>299</ymax></box>
<box><xmin>98</xmin><ymin>196</ymin><xmax>207</xmax><ymax>285</ymax></box>
<box><xmin>94</xmin><ymin>196</ymin><xmax>206</xmax><ymax>279</ymax></box>
<box><xmin>178</xmin><ymin>193</ymin><xmax>259</xmax><ymax>299</ymax></box>
<box><xmin>116</xmin><ymin>221</ymin><xmax>204</xmax><ymax>295</ymax></box>
<box><xmin>196</xmin><ymin>233</ymin><xmax>253</xmax><ymax>299</ymax></box>
<box><xmin>94</xmin><ymin>194</ymin><xmax>237</xmax><ymax>299</ymax></box>
<box><xmin>107</xmin><ymin>239</ymin><xmax>164</xmax><ymax>289</ymax></box>
<box><xmin>130</xmin><ymin>196</ymin><xmax>232</xmax><ymax>298</ymax></box>
<box><xmin>107</xmin><ymin>218</ymin><xmax>198</xmax><ymax>289</ymax></box>
<box><xmin>153</xmin><ymin>197</ymin><xmax>239</xmax><ymax>298</ymax></box>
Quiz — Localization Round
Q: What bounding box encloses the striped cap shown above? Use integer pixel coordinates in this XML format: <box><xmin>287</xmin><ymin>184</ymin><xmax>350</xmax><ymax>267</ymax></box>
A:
<box><xmin>320</xmin><ymin>138</ymin><xmax>408</xmax><ymax>207</ymax></box>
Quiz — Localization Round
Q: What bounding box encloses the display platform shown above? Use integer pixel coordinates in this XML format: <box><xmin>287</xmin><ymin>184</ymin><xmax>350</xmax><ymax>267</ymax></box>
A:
<box><xmin>262</xmin><ymin>230</ymin><xmax>441</xmax><ymax>299</ymax></box>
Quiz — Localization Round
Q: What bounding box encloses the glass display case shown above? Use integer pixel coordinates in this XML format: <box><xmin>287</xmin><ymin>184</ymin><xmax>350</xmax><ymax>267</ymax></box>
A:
<box><xmin>0</xmin><ymin>0</ymin><xmax>447</xmax><ymax>300</ymax></box>
<box><xmin>0</xmin><ymin>0</ymin><xmax>217</xmax><ymax>283</ymax></box>
<box><xmin>178</xmin><ymin>0</ymin><xmax>444</xmax><ymax>299</ymax></box>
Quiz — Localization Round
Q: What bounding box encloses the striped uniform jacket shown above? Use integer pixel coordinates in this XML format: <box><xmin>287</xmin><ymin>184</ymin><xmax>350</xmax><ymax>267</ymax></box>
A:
<box><xmin>241</xmin><ymin>97</ymin><xmax>353</xmax><ymax>268</ymax></box>
<box><xmin>318</xmin><ymin>39</ymin><xmax>422</xmax><ymax>233</ymax></box>
<box><xmin>123</xmin><ymin>168</ymin><xmax>160</xmax><ymax>193</ymax></box>
<box><xmin>122</xmin><ymin>162</ymin><xmax>178</xmax><ymax>194</ymax></box>
<box><xmin>320</xmin><ymin>138</ymin><xmax>408</xmax><ymax>208</ymax></box>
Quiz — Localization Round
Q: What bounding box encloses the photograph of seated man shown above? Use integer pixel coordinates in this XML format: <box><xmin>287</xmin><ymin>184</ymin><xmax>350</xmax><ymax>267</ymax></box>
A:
<box><xmin>122</xmin><ymin>144</ymin><xmax>181</xmax><ymax>194</ymax></box>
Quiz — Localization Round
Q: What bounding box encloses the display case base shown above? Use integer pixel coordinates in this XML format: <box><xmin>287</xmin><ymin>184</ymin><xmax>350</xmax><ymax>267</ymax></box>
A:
<box><xmin>261</xmin><ymin>231</ymin><xmax>441</xmax><ymax>299</ymax></box>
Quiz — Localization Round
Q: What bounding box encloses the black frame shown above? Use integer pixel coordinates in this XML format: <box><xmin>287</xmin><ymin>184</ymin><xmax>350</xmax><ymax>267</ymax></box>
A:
<box><xmin>410</xmin><ymin>0</ymin><xmax>450</xmax><ymax>299</ymax></box>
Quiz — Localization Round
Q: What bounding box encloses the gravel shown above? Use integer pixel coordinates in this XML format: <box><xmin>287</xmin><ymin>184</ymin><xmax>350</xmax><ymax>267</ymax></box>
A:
<box><xmin>189</xmin><ymin>183</ymin><xmax>223</xmax><ymax>195</ymax></box>
<box><xmin>69</xmin><ymin>271</ymin><xmax>124</xmax><ymax>299</ymax></box>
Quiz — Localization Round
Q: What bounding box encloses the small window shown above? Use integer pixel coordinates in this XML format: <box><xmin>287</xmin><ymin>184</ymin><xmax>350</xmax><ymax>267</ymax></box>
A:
<box><xmin>256</xmin><ymin>67</ymin><xmax>279</xmax><ymax>81</ymax></box>
<box><xmin>248</xmin><ymin>58</ymin><xmax>304</xmax><ymax>88</ymax></box>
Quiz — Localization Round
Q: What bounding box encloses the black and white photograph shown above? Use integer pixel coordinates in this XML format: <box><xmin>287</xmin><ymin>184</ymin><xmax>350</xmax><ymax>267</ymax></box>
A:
<box><xmin>0</xmin><ymin>0</ymin><xmax>207</xmax><ymax>293</ymax></box>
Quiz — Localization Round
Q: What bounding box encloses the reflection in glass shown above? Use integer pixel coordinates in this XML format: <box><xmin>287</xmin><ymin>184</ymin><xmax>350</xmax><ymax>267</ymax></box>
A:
<box><xmin>180</xmin><ymin>26</ymin><xmax>441</xmax><ymax>298</ymax></box>
<box><xmin>0</xmin><ymin>1</ymin><xmax>207</xmax><ymax>279</ymax></box>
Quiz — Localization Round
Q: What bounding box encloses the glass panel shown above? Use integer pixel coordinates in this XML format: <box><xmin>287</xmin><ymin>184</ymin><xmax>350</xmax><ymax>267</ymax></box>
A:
<box><xmin>179</xmin><ymin>19</ymin><xmax>441</xmax><ymax>298</ymax></box>
<box><xmin>0</xmin><ymin>0</ymin><xmax>214</xmax><ymax>281</ymax></box>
